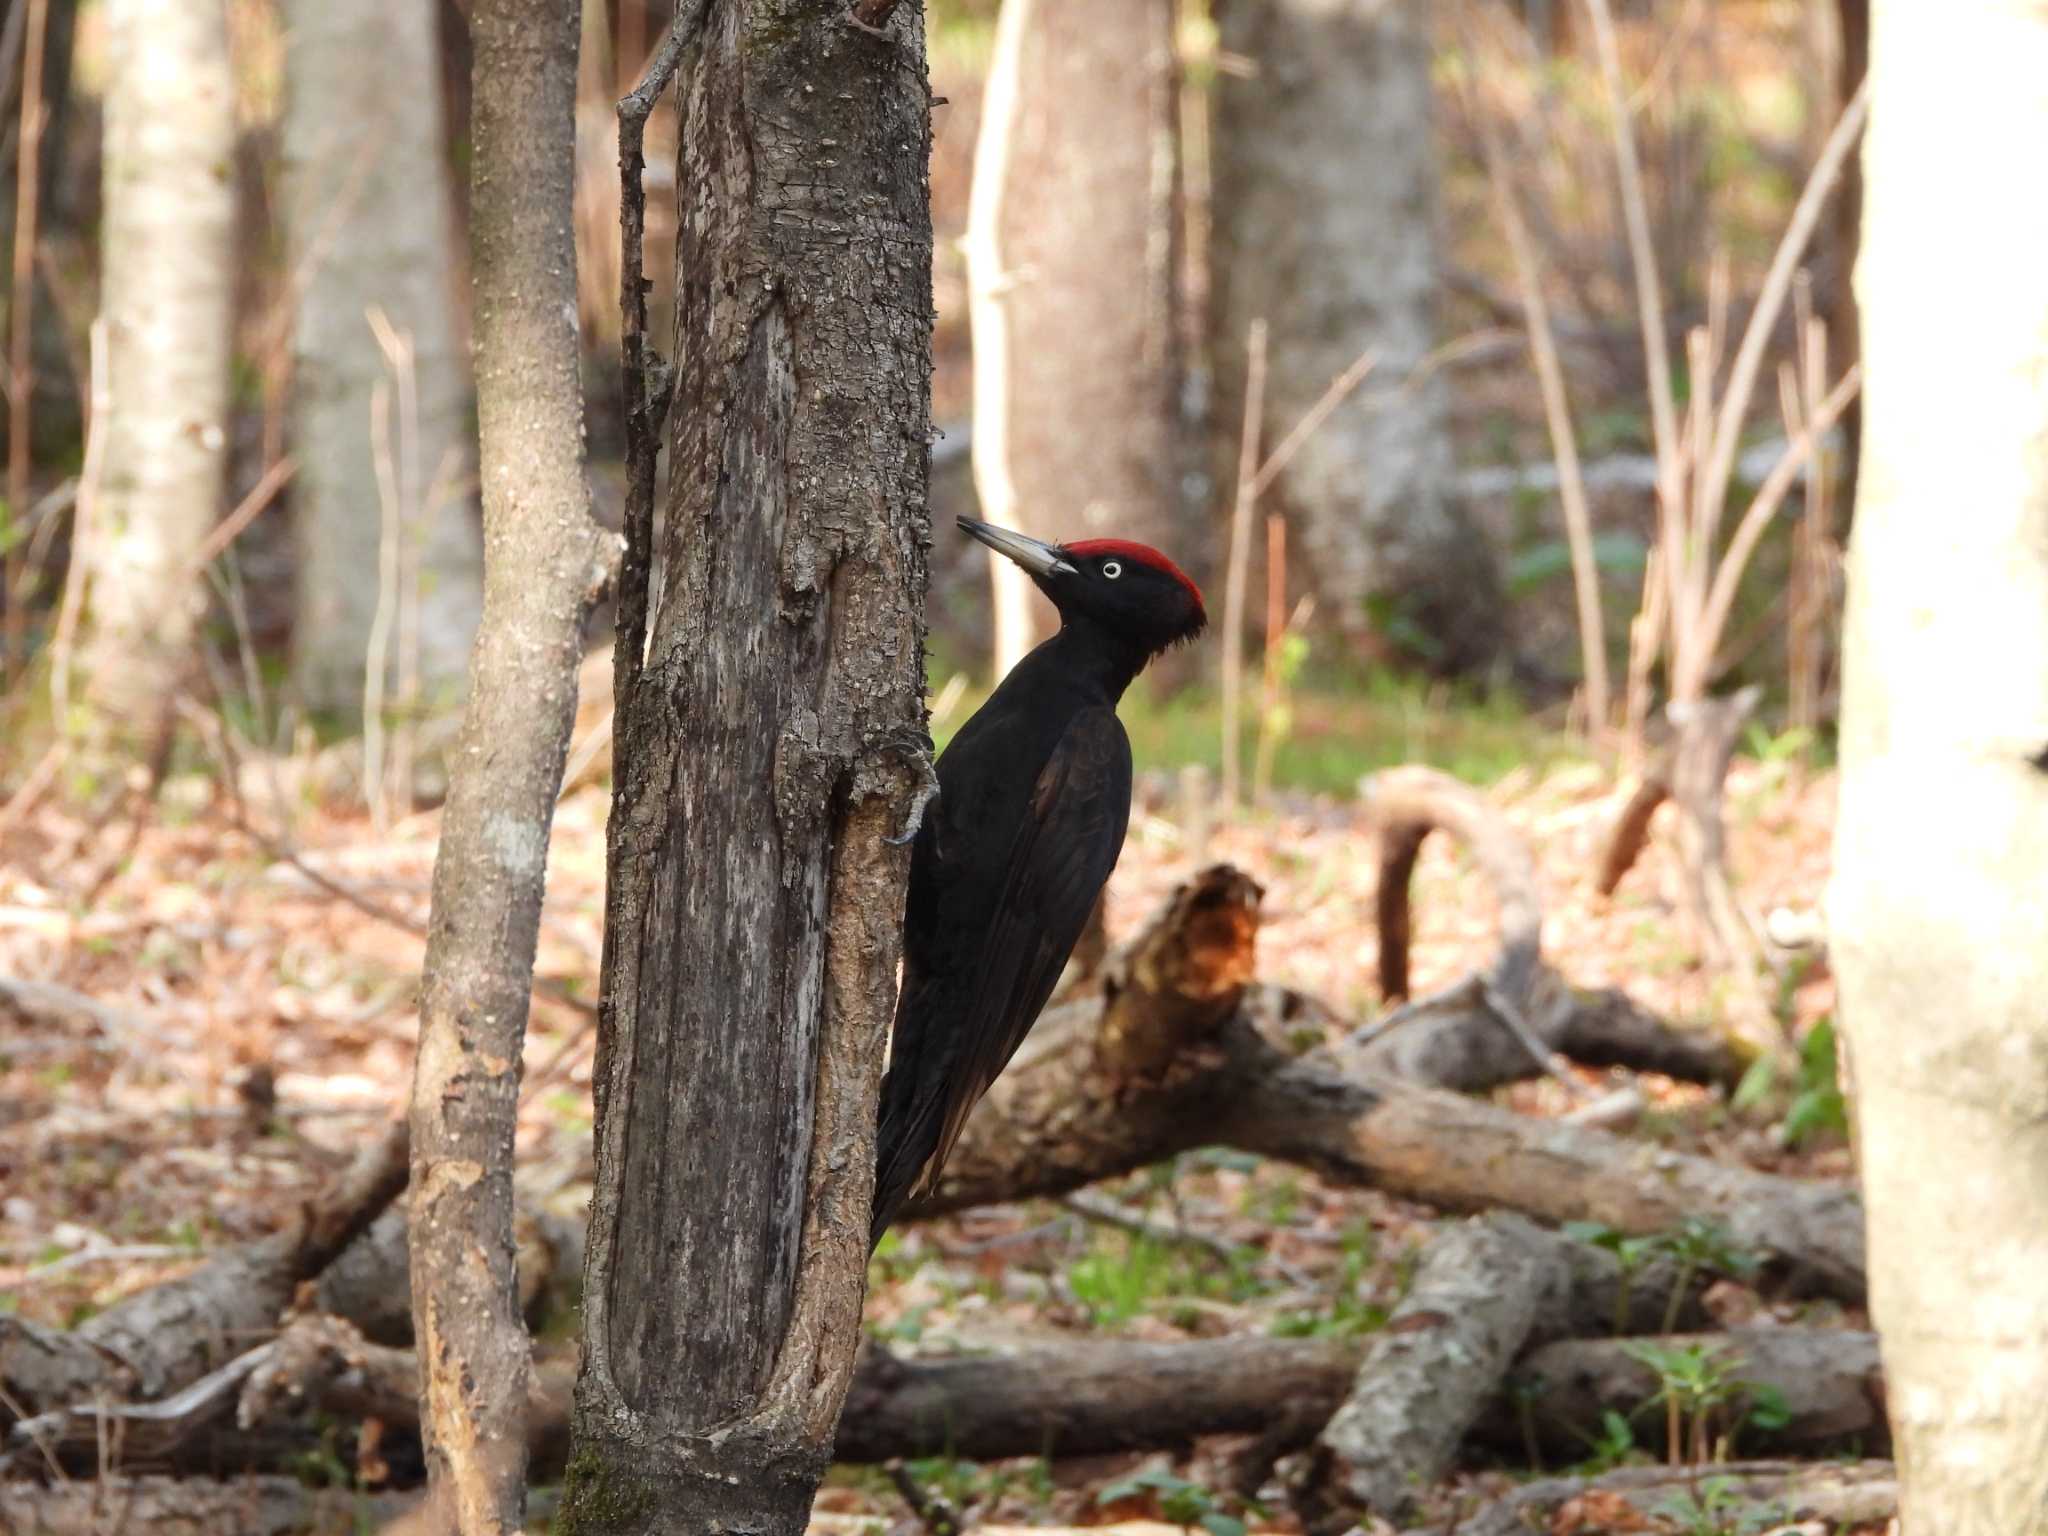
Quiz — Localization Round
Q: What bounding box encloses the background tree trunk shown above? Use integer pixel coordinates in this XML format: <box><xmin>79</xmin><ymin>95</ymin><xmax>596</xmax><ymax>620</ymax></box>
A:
<box><xmin>406</xmin><ymin>0</ymin><xmax>610</xmax><ymax>1530</ymax></box>
<box><xmin>1830</xmin><ymin>4</ymin><xmax>2048</xmax><ymax>1532</ymax></box>
<box><xmin>967</xmin><ymin>0</ymin><xmax>1182</xmax><ymax>674</ymax></box>
<box><xmin>80</xmin><ymin>0</ymin><xmax>234</xmax><ymax>743</ymax></box>
<box><xmin>1211</xmin><ymin>0</ymin><xmax>1506</xmax><ymax>675</ymax></box>
<box><xmin>281</xmin><ymin>0</ymin><xmax>482</xmax><ymax>719</ymax></box>
<box><xmin>565</xmin><ymin>3</ymin><xmax>933</xmax><ymax>1532</ymax></box>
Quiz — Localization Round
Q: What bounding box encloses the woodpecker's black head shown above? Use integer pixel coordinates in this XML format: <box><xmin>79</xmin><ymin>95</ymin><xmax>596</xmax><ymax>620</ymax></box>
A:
<box><xmin>961</xmin><ymin>518</ymin><xmax>1207</xmax><ymax>659</ymax></box>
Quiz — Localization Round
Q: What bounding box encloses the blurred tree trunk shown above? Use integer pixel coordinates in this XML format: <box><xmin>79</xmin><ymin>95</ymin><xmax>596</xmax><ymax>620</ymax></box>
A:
<box><xmin>79</xmin><ymin>0</ymin><xmax>234</xmax><ymax>744</ymax></box>
<box><xmin>281</xmin><ymin>0</ymin><xmax>482</xmax><ymax>719</ymax></box>
<box><xmin>406</xmin><ymin>0</ymin><xmax>610</xmax><ymax>1530</ymax></box>
<box><xmin>1828</xmin><ymin>0</ymin><xmax>1867</xmax><ymax>516</ymax></box>
<box><xmin>1211</xmin><ymin>0</ymin><xmax>1506</xmax><ymax>676</ymax></box>
<box><xmin>968</xmin><ymin>0</ymin><xmax>1182</xmax><ymax>675</ymax></box>
<box><xmin>1830</xmin><ymin>4</ymin><xmax>2048</xmax><ymax>1533</ymax></box>
<box><xmin>564</xmin><ymin>2</ymin><xmax>933</xmax><ymax>1533</ymax></box>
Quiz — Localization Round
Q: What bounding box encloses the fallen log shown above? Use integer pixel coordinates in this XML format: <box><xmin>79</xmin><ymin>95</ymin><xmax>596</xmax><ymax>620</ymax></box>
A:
<box><xmin>908</xmin><ymin>866</ymin><xmax>1865</xmax><ymax>1300</ymax></box>
<box><xmin>1224</xmin><ymin>1034</ymin><xmax>1865</xmax><ymax>1301</ymax></box>
<box><xmin>1290</xmin><ymin>1214</ymin><xmax>1562</xmax><ymax>1531</ymax></box>
<box><xmin>1473</xmin><ymin>1327</ymin><xmax>1887</xmax><ymax>1462</ymax></box>
<box><xmin>215</xmin><ymin>1222</ymin><xmax>1718</xmax><ymax>1475</ymax></box>
<box><xmin>1419</xmin><ymin>1457</ymin><xmax>1897</xmax><ymax>1536</ymax></box>
<box><xmin>0</xmin><ymin>1116</ymin><xmax>410</xmax><ymax>1428</ymax></box>
<box><xmin>313</xmin><ymin>1201</ymin><xmax>584</xmax><ymax>1345</ymax></box>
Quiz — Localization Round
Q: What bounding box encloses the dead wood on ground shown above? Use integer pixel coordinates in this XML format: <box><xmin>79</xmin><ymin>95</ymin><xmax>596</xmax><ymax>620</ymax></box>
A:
<box><xmin>219</xmin><ymin>1205</ymin><xmax>1718</xmax><ymax>1478</ymax></box>
<box><xmin>909</xmin><ymin>865</ymin><xmax>1865</xmax><ymax>1301</ymax></box>
<box><xmin>1597</xmin><ymin>689</ymin><xmax>1786</xmax><ymax>1061</ymax></box>
<box><xmin>0</xmin><ymin>1475</ymin><xmax>416</xmax><ymax>1536</ymax></box>
<box><xmin>1469</xmin><ymin>1326</ymin><xmax>1887</xmax><ymax>1463</ymax></box>
<box><xmin>0</xmin><ymin>1116</ymin><xmax>409</xmax><ymax>1430</ymax></box>
<box><xmin>1358</xmin><ymin>767</ymin><xmax>1742</xmax><ymax>1092</ymax></box>
<box><xmin>1420</xmin><ymin>1456</ymin><xmax>1897</xmax><ymax>1536</ymax></box>
<box><xmin>1290</xmin><ymin>1214</ymin><xmax>1564</xmax><ymax>1529</ymax></box>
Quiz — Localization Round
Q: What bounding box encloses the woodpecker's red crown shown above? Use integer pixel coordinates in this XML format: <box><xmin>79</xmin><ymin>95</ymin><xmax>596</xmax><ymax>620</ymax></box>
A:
<box><xmin>1063</xmin><ymin>540</ymin><xmax>1206</xmax><ymax>619</ymax></box>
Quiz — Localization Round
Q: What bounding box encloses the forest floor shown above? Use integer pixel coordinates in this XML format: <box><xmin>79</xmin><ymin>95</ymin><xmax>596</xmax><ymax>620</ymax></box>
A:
<box><xmin>0</xmin><ymin>685</ymin><xmax>1868</xmax><ymax>1535</ymax></box>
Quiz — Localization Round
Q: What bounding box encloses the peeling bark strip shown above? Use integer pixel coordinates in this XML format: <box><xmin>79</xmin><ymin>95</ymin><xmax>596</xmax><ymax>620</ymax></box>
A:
<box><xmin>570</xmin><ymin>0</ymin><xmax>934</xmax><ymax>1530</ymax></box>
<box><xmin>408</xmin><ymin>0</ymin><xmax>612</xmax><ymax>1531</ymax></box>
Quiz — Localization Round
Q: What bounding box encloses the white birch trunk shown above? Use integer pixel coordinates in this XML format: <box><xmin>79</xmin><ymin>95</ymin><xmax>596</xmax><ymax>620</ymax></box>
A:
<box><xmin>81</xmin><ymin>0</ymin><xmax>235</xmax><ymax>739</ymax></box>
<box><xmin>1829</xmin><ymin>5</ymin><xmax>2048</xmax><ymax>1532</ymax></box>
<box><xmin>966</xmin><ymin>0</ymin><xmax>1182</xmax><ymax>676</ymax></box>
<box><xmin>281</xmin><ymin>0</ymin><xmax>482</xmax><ymax>718</ymax></box>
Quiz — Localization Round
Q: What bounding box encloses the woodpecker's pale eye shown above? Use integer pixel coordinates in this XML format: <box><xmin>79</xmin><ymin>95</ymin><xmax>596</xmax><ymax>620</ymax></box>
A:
<box><xmin>1101</xmin><ymin>560</ymin><xmax>1124</xmax><ymax>580</ymax></box>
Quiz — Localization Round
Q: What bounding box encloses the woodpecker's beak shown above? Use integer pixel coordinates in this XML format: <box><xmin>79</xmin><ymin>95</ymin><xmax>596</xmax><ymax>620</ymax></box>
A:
<box><xmin>959</xmin><ymin>518</ymin><xmax>1077</xmax><ymax>579</ymax></box>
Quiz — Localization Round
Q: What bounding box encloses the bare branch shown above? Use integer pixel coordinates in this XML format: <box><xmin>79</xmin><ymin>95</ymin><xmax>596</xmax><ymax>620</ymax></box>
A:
<box><xmin>1695</xmin><ymin>78</ymin><xmax>1871</xmax><ymax>547</ymax></box>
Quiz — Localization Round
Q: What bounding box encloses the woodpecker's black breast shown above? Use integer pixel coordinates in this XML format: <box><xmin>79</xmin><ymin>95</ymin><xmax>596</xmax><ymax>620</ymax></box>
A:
<box><xmin>871</xmin><ymin>703</ymin><xmax>1132</xmax><ymax>1246</ymax></box>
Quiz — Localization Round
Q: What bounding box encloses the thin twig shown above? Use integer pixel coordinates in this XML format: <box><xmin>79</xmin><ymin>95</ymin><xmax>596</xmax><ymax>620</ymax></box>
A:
<box><xmin>614</xmin><ymin>0</ymin><xmax>708</xmax><ymax>705</ymax></box>
<box><xmin>48</xmin><ymin>319</ymin><xmax>106</xmax><ymax>730</ymax></box>
<box><xmin>963</xmin><ymin>0</ymin><xmax>1035</xmax><ymax>676</ymax></box>
<box><xmin>364</xmin><ymin>374</ymin><xmax>399</xmax><ymax>831</ymax></box>
<box><xmin>887</xmin><ymin>1461</ymin><xmax>962</xmax><ymax>1536</ymax></box>
<box><xmin>1219</xmin><ymin>319</ymin><xmax>1266</xmax><ymax>810</ymax></box>
<box><xmin>3</xmin><ymin>0</ymin><xmax>47</xmax><ymax>686</ymax></box>
<box><xmin>1462</xmin><ymin>21</ymin><xmax>1607</xmax><ymax>732</ymax></box>
<box><xmin>1060</xmin><ymin>1190</ymin><xmax>1251</xmax><ymax>1268</ymax></box>
<box><xmin>1695</xmin><ymin>364</ymin><xmax>1861</xmax><ymax>665</ymax></box>
<box><xmin>1583</xmin><ymin>0</ymin><xmax>1681</xmax><ymax>491</ymax></box>
<box><xmin>184</xmin><ymin>456</ymin><xmax>298</xmax><ymax>575</ymax></box>
<box><xmin>1245</xmin><ymin>346</ymin><xmax>1377</xmax><ymax>503</ymax></box>
<box><xmin>1694</xmin><ymin>78</ymin><xmax>1870</xmax><ymax>550</ymax></box>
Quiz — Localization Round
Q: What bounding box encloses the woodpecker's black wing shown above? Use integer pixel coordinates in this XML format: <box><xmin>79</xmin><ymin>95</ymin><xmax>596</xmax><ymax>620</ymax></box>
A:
<box><xmin>872</xmin><ymin>705</ymin><xmax>1131</xmax><ymax>1242</ymax></box>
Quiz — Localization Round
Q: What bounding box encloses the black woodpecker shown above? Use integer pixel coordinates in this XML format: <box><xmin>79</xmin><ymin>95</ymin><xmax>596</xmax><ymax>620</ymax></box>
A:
<box><xmin>871</xmin><ymin>518</ymin><xmax>1207</xmax><ymax>1249</ymax></box>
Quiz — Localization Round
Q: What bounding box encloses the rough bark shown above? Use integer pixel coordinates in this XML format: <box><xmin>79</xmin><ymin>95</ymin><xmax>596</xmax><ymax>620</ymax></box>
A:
<box><xmin>81</xmin><ymin>0</ymin><xmax>234</xmax><ymax>742</ymax></box>
<box><xmin>566</xmin><ymin>2</ymin><xmax>934</xmax><ymax>1531</ymax></box>
<box><xmin>1474</xmin><ymin>1327</ymin><xmax>1888</xmax><ymax>1463</ymax></box>
<box><xmin>1211</xmin><ymin>0</ymin><xmax>1505</xmax><ymax>673</ymax></box>
<box><xmin>1436</xmin><ymin>1459</ymin><xmax>1898</xmax><ymax>1536</ymax></box>
<box><xmin>1292</xmin><ymin>1215</ymin><xmax>1561</xmax><ymax>1529</ymax></box>
<box><xmin>966</xmin><ymin>0</ymin><xmax>1183</xmax><ymax>673</ymax></box>
<box><xmin>281</xmin><ymin>0</ymin><xmax>482</xmax><ymax>716</ymax></box>
<box><xmin>405</xmin><ymin>2</ymin><xmax>613</xmax><ymax>1529</ymax></box>
<box><xmin>1830</xmin><ymin>5</ymin><xmax>2048</xmax><ymax>1532</ymax></box>
<box><xmin>0</xmin><ymin>1118</ymin><xmax>408</xmax><ymax>1429</ymax></box>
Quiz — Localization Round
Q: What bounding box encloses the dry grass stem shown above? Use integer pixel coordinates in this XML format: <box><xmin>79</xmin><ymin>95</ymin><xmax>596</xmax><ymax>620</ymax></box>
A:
<box><xmin>1219</xmin><ymin>318</ymin><xmax>1267</xmax><ymax>809</ymax></box>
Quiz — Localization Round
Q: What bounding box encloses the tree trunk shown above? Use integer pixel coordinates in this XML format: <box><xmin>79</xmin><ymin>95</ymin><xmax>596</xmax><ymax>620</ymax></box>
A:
<box><xmin>565</xmin><ymin>2</ymin><xmax>933</xmax><ymax>1531</ymax></box>
<box><xmin>80</xmin><ymin>0</ymin><xmax>235</xmax><ymax>744</ymax></box>
<box><xmin>406</xmin><ymin>1</ymin><xmax>613</xmax><ymax>1529</ymax></box>
<box><xmin>1210</xmin><ymin>0</ymin><xmax>1505</xmax><ymax>675</ymax></box>
<box><xmin>1830</xmin><ymin>5</ymin><xmax>2048</xmax><ymax>1533</ymax></box>
<box><xmin>281</xmin><ymin>0</ymin><xmax>482</xmax><ymax>718</ymax></box>
<box><xmin>967</xmin><ymin>0</ymin><xmax>1182</xmax><ymax>674</ymax></box>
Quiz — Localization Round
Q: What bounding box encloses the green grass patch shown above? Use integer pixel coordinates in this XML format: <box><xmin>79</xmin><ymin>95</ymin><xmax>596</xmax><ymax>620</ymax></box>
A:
<box><xmin>928</xmin><ymin>660</ymin><xmax>1576</xmax><ymax>796</ymax></box>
